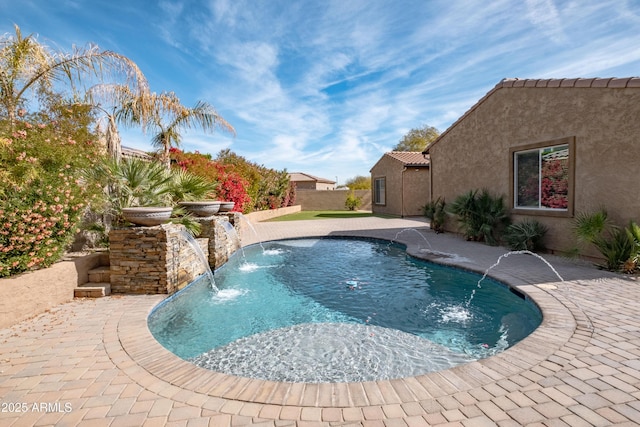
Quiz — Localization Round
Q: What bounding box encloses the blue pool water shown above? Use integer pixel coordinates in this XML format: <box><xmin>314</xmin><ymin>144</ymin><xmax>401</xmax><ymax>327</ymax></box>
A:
<box><xmin>148</xmin><ymin>238</ymin><xmax>542</xmax><ymax>382</ymax></box>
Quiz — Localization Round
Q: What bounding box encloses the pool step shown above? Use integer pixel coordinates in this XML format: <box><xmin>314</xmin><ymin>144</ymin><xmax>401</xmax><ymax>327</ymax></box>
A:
<box><xmin>74</xmin><ymin>282</ymin><xmax>111</xmax><ymax>298</ymax></box>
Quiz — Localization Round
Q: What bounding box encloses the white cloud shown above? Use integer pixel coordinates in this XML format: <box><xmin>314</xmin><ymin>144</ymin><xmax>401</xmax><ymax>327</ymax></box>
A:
<box><xmin>525</xmin><ymin>0</ymin><xmax>567</xmax><ymax>44</ymax></box>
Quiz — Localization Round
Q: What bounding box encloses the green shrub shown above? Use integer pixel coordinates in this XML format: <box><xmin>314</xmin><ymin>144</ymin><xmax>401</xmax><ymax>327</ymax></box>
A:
<box><xmin>447</xmin><ymin>189</ymin><xmax>510</xmax><ymax>245</ymax></box>
<box><xmin>422</xmin><ymin>197</ymin><xmax>446</xmax><ymax>233</ymax></box>
<box><xmin>0</xmin><ymin>110</ymin><xmax>102</xmax><ymax>277</ymax></box>
<box><xmin>504</xmin><ymin>220</ymin><xmax>548</xmax><ymax>251</ymax></box>
<box><xmin>573</xmin><ymin>210</ymin><xmax>640</xmax><ymax>272</ymax></box>
<box><xmin>87</xmin><ymin>157</ymin><xmax>217</xmax><ymax>229</ymax></box>
<box><xmin>345</xmin><ymin>191</ymin><xmax>362</xmax><ymax>211</ymax></box>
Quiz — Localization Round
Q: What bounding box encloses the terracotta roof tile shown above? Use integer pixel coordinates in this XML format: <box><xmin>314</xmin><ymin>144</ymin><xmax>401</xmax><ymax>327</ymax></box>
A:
<box><xmin>591</xmin><ymin>78</ymin><xmax>612</xmax><ymax>88</ymax></box>
<box><xmin>608</xmin><ymin>78</ymin><xmax>631</xmax><ymax>88</ymax></box>
<box><xmin>547</xmin><ymin>79</ymin><xmax>563</xmax><ymax>88</ymax></box>
<box><xmin>628</xmin><ymin>78</ymin><xmax>640</xmax><ymax>87</ymax></box>
<box><xmin>535</xmin><ymin>79</ymin><xmax>549</xmax><ymax>88</ymax></box>
<box><xmin>574</xmin><ymin>78</ymin><xmax>594</xmax><ymax>87</ymax></box>
<box><xmin>560</xmin><ymin>78</ymin><xmax>578</xmax><ymax>87</ymax></box>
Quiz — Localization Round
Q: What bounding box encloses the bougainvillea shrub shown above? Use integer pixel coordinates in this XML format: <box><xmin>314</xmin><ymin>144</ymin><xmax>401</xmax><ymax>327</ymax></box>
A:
<box><xmin>170</xmin><ymin>148</ymin><xmax>292</xmax><ymax>213</ymax></box>
<box><xmin>170</xmin><ymin>148</ymin><xmax>251</xmax><ymax>212</ymax></box>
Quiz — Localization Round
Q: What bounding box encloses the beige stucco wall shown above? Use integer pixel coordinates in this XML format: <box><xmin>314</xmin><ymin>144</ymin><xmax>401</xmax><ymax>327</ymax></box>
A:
<box><xmin>244</xmin><ymin>205</ymin><xmax>302</xmax><ymax>222</ymax></box>
<box><xmin>296</xmin><ymin>189</ymin><xmax>371</xmax><ymax>211</ymax></box>
<box><xmin>428</xmin><ymin>86</ymin><xmax>640</xmax><ymax>255</ymax></box>
<box><xmin>0</xmin><ymin>253</ymin><xmax>106</xmax><ymax>329</ymax></box>
<box><xmin>370</xmin><ymin>156</ymin><xmax>430</xmax><ymax>217</ymax></box>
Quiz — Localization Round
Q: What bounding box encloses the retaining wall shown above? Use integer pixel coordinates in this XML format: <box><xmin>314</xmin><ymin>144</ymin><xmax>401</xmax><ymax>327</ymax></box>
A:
<box><xmin>0</xmin><ymin>253</ymin><xmax>107</xmax><ymax>329</ymax></box>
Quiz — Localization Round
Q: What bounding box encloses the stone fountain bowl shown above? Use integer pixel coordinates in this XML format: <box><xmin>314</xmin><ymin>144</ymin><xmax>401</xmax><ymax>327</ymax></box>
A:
<box><xmin>122</xmin><ymin>207</ymin><xmax>173</xmax><ymax>227</ymax></box>
<box><xmin>178</xmin><ymin>201</ymin><xmax>221</xmax><ymax>217</ymax></box>
<box><xmin>219</xmin><ymin>201</ymin><xmax>235</xmax><ymax>212</ymax></box>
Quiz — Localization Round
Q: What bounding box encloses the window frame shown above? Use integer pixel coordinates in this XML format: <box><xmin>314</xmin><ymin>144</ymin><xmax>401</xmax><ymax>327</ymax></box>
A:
<box><xmin>373</xmin><ymin>177</ymin><xmax>386</xmax><ymax>206</ymax></box>
<box><xmin>509</xmin><ymin>136</ymin><xmax>575</xmax><ymax>217</ymax></box>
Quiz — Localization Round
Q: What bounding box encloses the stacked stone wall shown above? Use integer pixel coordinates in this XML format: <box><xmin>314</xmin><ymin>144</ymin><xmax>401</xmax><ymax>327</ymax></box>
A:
<box><xmin>109</xmin><ymin>223</ymin><xmax>209</xmax><ymax>294</ymax></box>
<box><xmin>194</xmin><ymin>213</ymin><xmax>241</xmax><ymax>269</ymax></box>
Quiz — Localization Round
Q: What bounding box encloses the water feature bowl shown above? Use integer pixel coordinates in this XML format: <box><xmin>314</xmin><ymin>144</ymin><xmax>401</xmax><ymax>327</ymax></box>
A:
<box><xmin>218</xmin><ymin>201</ymin><xmax>235</xmax><ymax>212</ymax></box>
<box><xmin>178</xmin><ymin>201</ymin><xmax>221</xmax><ymax>217</ymax></box>
<box><xmin>122</xmin><ymin>207</ymin><xmax>173</xmax><ymax>226</ymax></box>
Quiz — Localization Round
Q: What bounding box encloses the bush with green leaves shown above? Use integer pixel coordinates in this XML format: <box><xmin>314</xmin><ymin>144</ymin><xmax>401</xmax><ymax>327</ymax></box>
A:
<box><xmin>345</xmin><ymin>191</ymin><xmax>363</xmax><ymax>211</ymax></box>
<box><xmin>504</xmin><ymin>219</ymin><xmax>548</xmax><ymax>251</ymax></box>
<box><xmin>447</xmin><ymin>189</ymin><xmax>510</xmax><ymax>245</ymax></box>
<box><xmin>573</xmin><ymin>209</ymin><xmax>640</xmax><ymax>272</ymax></box>
<box><xmin>0</xmin><ymin>108</ymin><xmax>102</xmax><ymax>277</ymax></box>
<box><xmin>422</xmin><ymin>197</ymin><xmax>446</xmax><ymax>233</ymax></box>
<box><xmin>87</xmin><ymin>157</ymin><xmax>216</xmax><ymax>233</ymax></box>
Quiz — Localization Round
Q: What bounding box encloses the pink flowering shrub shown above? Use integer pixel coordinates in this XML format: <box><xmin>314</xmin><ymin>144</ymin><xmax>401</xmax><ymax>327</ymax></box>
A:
<box><xmin>0</xmin><ymin>107</ymin><xmax>102</xmax><ymax>277</ymax></box>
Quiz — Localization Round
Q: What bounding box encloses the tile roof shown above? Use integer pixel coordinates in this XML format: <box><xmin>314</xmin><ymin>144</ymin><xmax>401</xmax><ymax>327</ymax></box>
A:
<box><xmin>288</xmin><ymin>172</ymin><xmax>336</xmax><ymax>183</ymax></box>
<box><xmin>122</xmin><ymin>145</ymin><xmax>153</xmax><ymax>161</ymax></box>
<box><xmin>423</xmin><ymin>77</ymin><xmax>640</xmax><ymax>154</ymax></box>
<box><xmin>385</xmin><ymin>151</ymin><xmax>430</xmax><ymax>166</ymax></box>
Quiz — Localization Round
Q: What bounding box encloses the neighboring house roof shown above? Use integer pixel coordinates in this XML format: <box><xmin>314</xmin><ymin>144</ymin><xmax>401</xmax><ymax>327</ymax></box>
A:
<box><xmin>423</xmin><ymin>77</ymin><xmax>640</xmax><ymax>154</ymax></box>
<box><xmin>384</xmin><ymin>151</ymin><xmax>430</xmax><ymax>166</ymax></box>
<box><xmin>370</xmin><ymin>151</ymin><xmax>430</xmax><ymax>172</ymax></box>
<box><xmin>288</xmin><ymin>172</ymin><xmax>336</xmax><ymax>184</ymax></box>
<box><xmin>122</xmin><ymin>146</ymin><xmax>153</xmax><ymax>161</ymax></box>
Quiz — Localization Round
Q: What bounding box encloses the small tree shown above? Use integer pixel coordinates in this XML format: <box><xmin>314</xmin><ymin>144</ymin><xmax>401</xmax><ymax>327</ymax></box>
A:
<box><xmin>393</xmin><ymin>124</ymin><xmax>439</xmax><ymax>152</ymax></box>
<box><xmin>345</xmin><ymin>175</ymin><xmax>371</xmax><ymax>190</ymax></box>
<box><xmin>345</xmin><ymin>191</ymin><xmax>362</xmax><ymax>211</ymax></box>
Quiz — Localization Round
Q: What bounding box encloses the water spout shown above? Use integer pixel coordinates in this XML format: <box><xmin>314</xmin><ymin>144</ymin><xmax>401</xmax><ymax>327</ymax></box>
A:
<box><xmin>179</xmin><ymin>230</ymin><xmax>219</xmax><ymax>292</ymax></box>
<box><xmin>467</xmin><ymin>250</ymin><xmax>563</xmax><ymax>306</ymax></box>
<box><xmin>238</xmin><ymin>213</ymin><xmax>266</xmax><ymax>252</ymax></box>
<box><xmin>388</xmin><ymin>228</ymin><xmax>433</xmax><ymax>250</ymax></box>
<box><xmin>468</xmin><ymin>250</ymin><xmax>593</xmax><ymax>331</ymax></box>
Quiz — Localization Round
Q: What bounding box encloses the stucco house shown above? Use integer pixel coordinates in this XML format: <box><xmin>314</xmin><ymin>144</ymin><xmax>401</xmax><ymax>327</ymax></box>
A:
<box><xmin>122</xmin><ymin>145</ymin><xmax>153</xmax><ymax>161</ymax></box>
<box><xmin>370</xmin><ymin>151</ymin><xmax>430</xmax><ymax>217</ymax></box>
<box><xmin>422</xmin><ymin>77</ymin><xmax>640</xmax><ymax>255</ymax></box>
<box><xmin>288</xmin><ymin>172</ymin><xmax>336</xmax><ymax>190</ymax></box>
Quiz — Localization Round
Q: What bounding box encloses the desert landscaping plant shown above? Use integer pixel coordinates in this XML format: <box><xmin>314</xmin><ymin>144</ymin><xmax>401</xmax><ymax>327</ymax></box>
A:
<box><xmin>573</xmin><ymin>209</ymin><xmax>639</xmax><ymax>272</ymax></box>
<box><xmin>422</xmin><ymin>197</ymin><xmax>446</xmax><ymax>233</ymax></box>
<box><xmin>448</xmin><ymin>189</ymin><xmax>510</xmax><ymax>245</ymax></box>
<box><xmin>504</xmin><ymin>219</ymin><xmax>548</xmax><ymax>251</ymax></box>
<box><xmin>0</xmin><ymin>107</ymin><xmax>102</xmax><ymax>277</ymax></box>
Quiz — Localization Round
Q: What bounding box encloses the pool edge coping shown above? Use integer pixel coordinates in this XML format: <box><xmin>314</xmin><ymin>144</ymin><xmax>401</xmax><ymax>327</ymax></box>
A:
<box><xmin>109</xmin><ymin>233</ymin><xmax>584</xmax><ymax>409</ymax></box>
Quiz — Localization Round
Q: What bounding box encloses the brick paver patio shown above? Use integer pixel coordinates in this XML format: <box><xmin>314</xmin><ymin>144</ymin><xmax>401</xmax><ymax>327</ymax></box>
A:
<box><xmin>1</xmin><ymin>216</ymin><xmax>639</xmax><ymax>426</ymax></box>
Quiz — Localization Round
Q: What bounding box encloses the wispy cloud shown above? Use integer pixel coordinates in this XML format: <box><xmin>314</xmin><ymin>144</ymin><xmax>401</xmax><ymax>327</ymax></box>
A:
<box><xmin>3</xmin><ymin>0</ymin><xmax>640</xmax><ymax>180</ymax></box>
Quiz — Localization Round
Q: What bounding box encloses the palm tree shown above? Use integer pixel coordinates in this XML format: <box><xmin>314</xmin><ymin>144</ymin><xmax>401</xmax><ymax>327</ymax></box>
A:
<box><xmin>0</xmin><ymin>24</ymin><xmax>147</xmax><ymax>129</ymax></box>
<box><xmin>146</xmin><ymin>92</ymin><xmax>235</xmax><ymax>169</ymax></box>
<box><xmin>86</xmin><ymin>84</ymin><xmax>151</xmax><ymax>160</ymax></box>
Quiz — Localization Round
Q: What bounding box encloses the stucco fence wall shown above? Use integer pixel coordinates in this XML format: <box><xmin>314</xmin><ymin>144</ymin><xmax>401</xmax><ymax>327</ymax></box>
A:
<box><xmin>295</xmin><ymin>189</ymin><xmax>371</xmax><ymax>211</ymax></box>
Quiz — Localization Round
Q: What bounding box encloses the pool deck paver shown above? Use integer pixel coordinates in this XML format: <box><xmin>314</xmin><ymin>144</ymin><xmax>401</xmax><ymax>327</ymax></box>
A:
<box><xmin>1</xmin><ymin>216</ymin><xmax>640</xmax><ymax>426</ymax></box>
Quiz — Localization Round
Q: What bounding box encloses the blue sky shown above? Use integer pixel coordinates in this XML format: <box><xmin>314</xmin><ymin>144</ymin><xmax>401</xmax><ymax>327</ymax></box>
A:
<box><xmin>3</xmin><ymin>1</ymin><xmax>640</xmax><ymax>184</ymax></box>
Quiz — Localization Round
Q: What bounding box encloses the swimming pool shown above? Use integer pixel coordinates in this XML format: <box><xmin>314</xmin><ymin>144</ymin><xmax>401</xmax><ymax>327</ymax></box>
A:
<box><xmin>148</xmin><ymin>238</ymin><xmax>542</xmax><ymax>382</ymax></box>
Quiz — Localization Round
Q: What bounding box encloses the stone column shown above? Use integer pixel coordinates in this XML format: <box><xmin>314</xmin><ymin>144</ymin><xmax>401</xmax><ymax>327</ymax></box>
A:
<box><xmin>109</xmin><ymin>223</ymin><xmax>209</xmax><ymax>294</ymax></box>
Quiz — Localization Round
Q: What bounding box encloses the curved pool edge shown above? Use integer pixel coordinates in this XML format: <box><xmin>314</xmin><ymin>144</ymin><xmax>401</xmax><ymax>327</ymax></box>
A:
<box><xmin>109</xmin><ymin>234</ymin><xmax>588</xmax><ymax>409</ymax></box>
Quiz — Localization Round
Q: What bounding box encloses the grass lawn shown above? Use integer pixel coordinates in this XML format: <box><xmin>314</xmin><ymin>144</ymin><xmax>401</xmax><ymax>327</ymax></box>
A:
<box><xmin>267</xmin><ymin>210</ymin><xmax>391</xmax><ymax>221</ymax></box>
